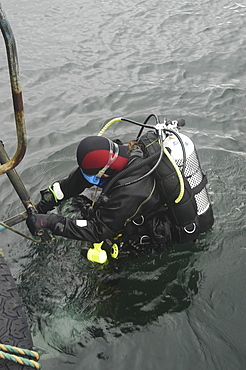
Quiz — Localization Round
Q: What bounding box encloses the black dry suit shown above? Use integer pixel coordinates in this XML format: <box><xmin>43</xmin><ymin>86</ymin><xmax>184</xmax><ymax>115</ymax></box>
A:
<box><xmin>46</xmin><ymin>146</ymin><xmax>171</xmax><ymax>249</ymax></box>
<box><xmin>35</xmin><ymin>129</ymin><xmax>214</xmax><ymax>257</ymax></box>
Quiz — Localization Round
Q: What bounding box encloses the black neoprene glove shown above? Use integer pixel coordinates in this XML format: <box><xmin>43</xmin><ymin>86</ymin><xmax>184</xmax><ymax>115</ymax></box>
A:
<box><xmin>26</xmin><ymin>212</ymin><xmax>63</xmax><ymax>235</ymax></box>
<box><xmin>36</xmin><ymin>188</ymin><xmax>58</xmax><ymax>214</ymax></box>
<box><xmin>72</xmin><ymin>195</ymin><xmax>93</xmax><ymax>219</ymax></box>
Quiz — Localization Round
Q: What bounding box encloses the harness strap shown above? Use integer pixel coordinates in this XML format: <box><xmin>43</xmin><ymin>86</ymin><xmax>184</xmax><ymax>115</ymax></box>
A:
<box><xmin>190</xmin><ymin>172</ymin><xmax>207</xmax><ymax>195</ymax></box>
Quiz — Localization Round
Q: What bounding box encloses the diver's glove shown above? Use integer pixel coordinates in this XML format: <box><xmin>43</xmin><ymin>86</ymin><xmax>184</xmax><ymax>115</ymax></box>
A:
<box><xmin>36</xmin><ymin>183</ymin><xmax>64</xmax><ymax>213</ymax></box>
<box><xmin>72</xmin><ymin>195</ymin><xmax>93</xmax><ymax>219</ymax></box>
<box><xmin>26</xmin><ymin>212</ymin><xmax>63</xmax><ymax>236</ymax></box>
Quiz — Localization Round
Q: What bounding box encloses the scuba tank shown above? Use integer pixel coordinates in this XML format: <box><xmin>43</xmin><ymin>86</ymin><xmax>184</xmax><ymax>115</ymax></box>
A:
<box><xmin>163</xmin><ymin>123</ymin><xmax>214</xmax><ymax>239</ymax></box>
<box><xmin>138</xmin><ymin>119</ymin><xmax>214</xmax><ymax>243</ymax></box>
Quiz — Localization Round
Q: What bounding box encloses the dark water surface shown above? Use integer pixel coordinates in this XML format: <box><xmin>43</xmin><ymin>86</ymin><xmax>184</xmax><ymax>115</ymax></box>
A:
<box><xmin>0</xmin><ymin>0</ymin><xmax>245</xmax><ymax>369</ymax></box>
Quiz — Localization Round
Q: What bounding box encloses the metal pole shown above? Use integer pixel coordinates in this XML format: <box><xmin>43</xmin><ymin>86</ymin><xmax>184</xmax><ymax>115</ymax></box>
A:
<box><xmin>0</xmin><ymin>3</ymin><xmax>26</xmax><ymax>174</ymax></box>
<box><xmin>0</xmin><ymin>141</ymin><xmax>34</xmax><ymax>208</ymax></box>
<box><xmin>0</xmin><ymin>141</ymin><xmax>53</xmax><ymax>242</ymax></box>
<box><xmin>0</xmin><ymin>211</ymin><xmax>27</xmax><ymax>232</ymax></box>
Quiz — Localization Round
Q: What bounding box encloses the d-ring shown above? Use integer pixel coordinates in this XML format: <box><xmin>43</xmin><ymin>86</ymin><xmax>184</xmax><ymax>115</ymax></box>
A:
<box><xmin>140</xmin><ymin>235</ymin><xmax>150</xmax><ymax>244</ymax></box>
<box><xmin>132</xmin><ymin>215</ymin><xmax>144</xmax><ymax>226</ymax></box>
<box><xmin>184</xmin><ymin>223</ymin><xmax>196</xmax><ymax>234</ymax></box>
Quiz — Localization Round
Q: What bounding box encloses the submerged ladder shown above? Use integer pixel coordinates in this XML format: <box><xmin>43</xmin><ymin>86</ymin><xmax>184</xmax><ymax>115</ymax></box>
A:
<box><xmin>0</xmin><ymin>3</ymin><xmax>26</xmax><ymax>175</ymax></box>
<box><xmin>0</xmin><ymin>3</ymin><xmax>52</xmax><ymax>242</ymax></box>
<box><xmin>0</xmin><ymin>5</ymin><xmax>54</xmax><ymax>368</ymax></box>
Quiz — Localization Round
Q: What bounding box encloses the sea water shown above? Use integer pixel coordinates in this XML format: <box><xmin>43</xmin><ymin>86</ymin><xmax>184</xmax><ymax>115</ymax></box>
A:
<box><xmin>0</xmin><ymin>1</ymin><xmax>245</xmax><ymax>369</ymax></box>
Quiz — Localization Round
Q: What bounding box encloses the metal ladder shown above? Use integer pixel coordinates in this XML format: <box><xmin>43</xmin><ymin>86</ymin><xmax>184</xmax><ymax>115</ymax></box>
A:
<box><xmin>0</xmin><ymin>3</ymin><xmax>52</xmax><ymax>242</ymax></box>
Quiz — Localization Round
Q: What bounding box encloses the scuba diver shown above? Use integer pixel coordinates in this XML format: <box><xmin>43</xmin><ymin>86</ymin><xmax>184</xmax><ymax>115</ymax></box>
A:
<box><xmin>26</xmin><ymin>116</ymin><xmax>214</xmax><ymax>263</ymax></box>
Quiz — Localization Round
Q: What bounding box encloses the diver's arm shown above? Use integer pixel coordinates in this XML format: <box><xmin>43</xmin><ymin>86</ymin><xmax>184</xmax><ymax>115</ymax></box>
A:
<box><xmin>58</xmin><ymin>167</ymin><xmax>92</xmax><ymax>199</ymax></box>
<box><xmin>27</xmin><ymin>185</ymin><xmax>132</xmax><ymax>242</ymax></box>
<box><xmin>28</xmin><ymin>169</ymin><xmax>158</xmax><ymax>242</ymax></box>
<box><xmin>36</xmin><ymin>167</ymin><xmax>92</xmax><ymax>213</ymax></box>
<box><xmin>26</xmin><ymin>212</ymin><xmax>115</xmax><ymax>243</ymax></box>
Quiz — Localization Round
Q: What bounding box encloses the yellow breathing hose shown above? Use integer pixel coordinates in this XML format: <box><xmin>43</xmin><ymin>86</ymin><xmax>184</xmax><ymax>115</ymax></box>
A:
<box><xmin>97</xmin><ymin>117</ymin><xmax>185</xmax><ymax>203</ymax></box>
<box><xmin>162</xmin><ymin>145</ymin><xmax>185</xmax><ymax>203</ymax></box>
<box><xmin>97</xmin><ymin>117</ymin><xmax>122</xmax><ymax>137</ymax></box>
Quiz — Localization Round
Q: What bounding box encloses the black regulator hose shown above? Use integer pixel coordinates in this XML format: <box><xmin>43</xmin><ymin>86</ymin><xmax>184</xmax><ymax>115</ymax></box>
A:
<box><xmin>122</xmin><ymin>117</ymin><xmax>187</xmax><ymax>174</ymax></box>
<box><xmin>102</xmin><ymin>150</ymin><xmax>161</xmax><ymax>196</ymax></box>
<box><xmin>97</xmin><ymin>116</ymin><xmax>187</xmax><ymax>199</ymax></box>
<box><xmin>121</xmin><ymin>117</ymin><xmax>155</xmax><ymax>130</ymax></box>
<box><xmin>161</xmin><ymin>127</ymin><xmax>187</xmax><ymax>174</ymax></box>
<box><xmin>136</xmin><ymin>114</ymin><xmax>160</xmax><ymax>140</ymax></box>
<box><xmin>101</xmin><ymin>130</ymin><xmax>186</xmax><ymax>196</ymax></box>
<box><xmin>112</xmin><ymin>145</ymin><xmax>164</xmax><ymax>190</ymax></box>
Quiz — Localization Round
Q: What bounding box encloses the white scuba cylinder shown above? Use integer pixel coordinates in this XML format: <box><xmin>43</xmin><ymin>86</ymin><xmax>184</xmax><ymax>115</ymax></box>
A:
<box><xmin>163</xmin><ymin>132</ymin><xmax>210</xmax><ymax>216</ymax></box>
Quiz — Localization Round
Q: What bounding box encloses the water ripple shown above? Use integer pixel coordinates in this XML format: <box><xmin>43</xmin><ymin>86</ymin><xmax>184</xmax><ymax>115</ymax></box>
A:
<box><xmin>1</xmin><ymin>0</ymin><xmax>246</xmax><ymax>369</ymax></box>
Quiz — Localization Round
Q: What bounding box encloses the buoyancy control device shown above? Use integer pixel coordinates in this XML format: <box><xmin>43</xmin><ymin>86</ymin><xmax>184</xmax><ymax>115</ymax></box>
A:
<box><xmin>138</xmin><ymin>119</ymin><xmax>214</xmax><ymax>243</ymax></box>
<box><xmin>97</xmin><ymin>115</ymin><xmax>214</xmax><ymax>245</ymax></box>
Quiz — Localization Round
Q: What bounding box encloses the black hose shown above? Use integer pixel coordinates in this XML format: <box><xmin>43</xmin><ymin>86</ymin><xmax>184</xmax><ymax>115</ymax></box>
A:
<box><xmin>161</xmin><ymin>127</ymin><xmax>187</xmax><ymax>174</ymax></box>
<box><xmin>121</xmin><ymin>117</ymin><xmax>155</xmax><ymax>130</ymax></box>
<box><xmin>136</xmin><ymin>114</ymin><xmax>160</xmax><ymax>140</ymax></box>
<box><xmin>112</xmin><ymin>145</ymin><xmax>163</xmax><ymax>190</ymax></box>
<box><xmin>102</xmin><ymin>150</ymin><xmax>160</xmax><ymax>195</ymax></box>
<box><xmin>121</xmin><ymin>117</ymin><xmax>187</xmax><ymax>174</ymax></box>
<box><xmin>99</xmin><ymin>116</ymin><xmax>187</xmax><ymax>199</ymax></box>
